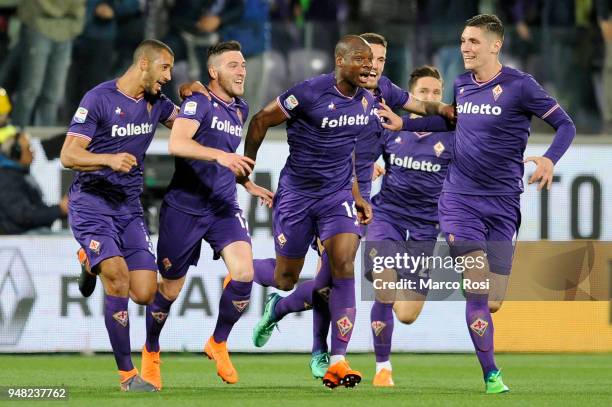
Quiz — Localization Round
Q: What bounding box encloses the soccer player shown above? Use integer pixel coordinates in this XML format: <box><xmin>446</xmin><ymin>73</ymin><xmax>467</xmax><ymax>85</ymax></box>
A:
<box><xmin>61</xmin><ymin>39</ymin><xmax>179</xmax><ymax>392</ymax></box>
<box><xmin>379</xmin><ymin>15</ymin><xmax>576</xmax><ymax>394</ymax></box>
<box><xmin>250</xmin><ymin>33</ymin><xmax>454</xmax><ymax>380</ymax></box>
<box><xmin>367</xmin><ymin>66</ymin><xmax>453</xmax><ymax>387</ymax></box>
<box><xmin>141</xmin><ymin>41</ymin><xmax>274</xmax><ymax>389</ymax></box>
<box><xmin>244</xmin><ymin>35</ymin><xmax>376</xmax><ymax>389</ymax></box>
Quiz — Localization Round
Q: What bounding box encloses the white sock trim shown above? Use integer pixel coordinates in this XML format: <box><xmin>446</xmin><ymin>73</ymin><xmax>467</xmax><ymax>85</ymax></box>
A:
<box><xmin>329</xmin><ymin>355</ymin><xmax>345</xmax><ymax>365</ymax></box>
<box><xmin>376</xmin><ymin>360</ymin><xmax>392</xmax><ymax>373</ymax></box>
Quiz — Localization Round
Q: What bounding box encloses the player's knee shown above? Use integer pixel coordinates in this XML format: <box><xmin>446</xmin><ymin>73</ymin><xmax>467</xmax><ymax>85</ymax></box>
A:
<box><xmin>489</xmin><ymin>300</ymin><xmax>503</xmax><ymax>313</ymax></box>
<box><xmin>276</xmin><ymin>277</ymin><xmax>297</xmax><ymax>291</ymax></box>
<box><xmin>330</xmin><ymin>257</ymin><xmax>354</xmax><ymax>279</ymax></box>
<box><xmin>230</xmin><ymin>268</ymin><xmax>254</xmax><ymax>282</ymax></box>
<box><xmin>102</xmin><ymin>269</ymin><xmax>129</xmax><ymax>295</ymax></box>
<box><xmin>159</xmin><ymin>280</ymin><xmax>182</xmax><ymax>302</ymax></box>
<box><xmin>275</xmin><ymin>269</ymin><xmax>299</xmax><ymax>291</ymax></box>
<box><xmin>394</xmin><ymin>307</ymin><xmax>420</xmax><ymax>325</ymax></box>
<box><xmin>130</xmin><ymin>287</ymin><xmax>156</xmax><ymax>305</ymax></box>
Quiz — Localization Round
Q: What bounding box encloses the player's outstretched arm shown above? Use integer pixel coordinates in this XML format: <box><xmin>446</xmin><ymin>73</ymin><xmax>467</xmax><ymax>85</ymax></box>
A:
<box><xmin>60</xmin><ymin>135</ymin><xmax>136</xmax><ymax>173</ymax></box>
<box><xmin>243</xmin><ymin>99</ymin><xmax>288</xmax><ymax>163</ymax></box>
<box><xmin>169</xmin><ymin>118</ymin><xmax>254</xmax><ymax>177</ymax></box>
<box><xmin>240</xmin><ymin>179</ymin><xmax>274</xmax><ymax>208</ymax></box>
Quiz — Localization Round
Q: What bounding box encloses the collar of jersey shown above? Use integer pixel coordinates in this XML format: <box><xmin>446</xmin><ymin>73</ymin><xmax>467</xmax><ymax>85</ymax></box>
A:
<box><xmin>114</xmin><ymin>80</ymin><xmax>144</xmax><ymax>103</ymax></box>
<box><xmin>470</xmin><ymin>67</ymin><xmax>503</xmax><ymax>87</ymax></box>
<box><xmin>209</xmin><ymin>90</ymin><xmax>236</xmax><ymax>108</ymax></box>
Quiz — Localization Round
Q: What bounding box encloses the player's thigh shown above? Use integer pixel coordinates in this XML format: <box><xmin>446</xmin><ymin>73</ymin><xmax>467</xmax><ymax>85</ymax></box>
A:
<box><xmin>322</xmin><ymin>233</ymin><xmax>360</xmax><ymax>278</ymax></box>
<box><xmin>393</xmin><ymin>292</ymin><xmax>426</xmax><ymax>325</ymax></box>
<box><xmin>221</xmin><ymin>241</ymin><xmax>254</xmax><ymax>282</ymax></box>
<box><xmin>272</xmin><ymin>187</ymin><xmax>316</xmax><ymax>260</ymax></box>
<box><xmin>438</xmin><ymin>192</ymin><xmax>487</xmax><ymax>256</ymax></box>
<box><xmin>156</xmin><ymin>202</ymin><xmax>206</xmax><ymax>281</ymax></box>
<box><xmin>129</xmin><ymin>269</ymin><xmax>158</xmax><ymax>305</ymax></box>
<box><xmin>484</xmin><ymin>195</ymin><xmax>521</xmax><ymax>276</ymax></box>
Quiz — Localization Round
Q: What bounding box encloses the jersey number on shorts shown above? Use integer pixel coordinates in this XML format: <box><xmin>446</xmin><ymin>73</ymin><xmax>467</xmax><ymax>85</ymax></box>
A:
<box><xmin>235</xmin><ymin>213</ymin><xmax>250</xmax><ymax>236</ymax></box>
<box><xmin>341</xmin><ymin>201</ymin><xmax>357</xmax><ymax>218</ymax></box>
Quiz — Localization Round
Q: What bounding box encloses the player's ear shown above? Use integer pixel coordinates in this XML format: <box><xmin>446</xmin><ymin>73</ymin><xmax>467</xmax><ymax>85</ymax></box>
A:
<box><xmin>208</xmin><ymin>65</ymin><xmax>217</xmax><ymax>80</ymax></box>
<box><xmin>335</xmin><ymin>55</ymin><xmax>344</xmax><ymax>68</ymax></box>
<box><xmin>139</xmin><ymin>57</ymin><xmax>149</xmax><ymax>72</ymax></box>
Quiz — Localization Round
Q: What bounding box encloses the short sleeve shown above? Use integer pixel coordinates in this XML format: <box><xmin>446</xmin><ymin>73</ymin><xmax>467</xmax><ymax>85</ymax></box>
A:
<box><xmin>276</xmin><ymin>80</ymin><xmax>314</xmax><ymax>119</ymax></box>
<box><xmin>379</xmin><ymin>76</ymin><xmax>410</xmax><ymax>109</ymax></box>
<box><xmin>176</xmin><ymin>94</ymin><xmax>211</xmax><ymax>124</ymax></box>
<box><xmin>520</xmin><ymin>74</ymin><xmax>560</xmax><ymax>119</ymax></box>
<box><xmin>67</xmin><ymin>91</ymin><xmax>102</xmax><ymax>141</ymax></box>
<box><xmin>159</xmin><ymin>94</ymin><xmax>179</xmax><ymax>123</ymax></box>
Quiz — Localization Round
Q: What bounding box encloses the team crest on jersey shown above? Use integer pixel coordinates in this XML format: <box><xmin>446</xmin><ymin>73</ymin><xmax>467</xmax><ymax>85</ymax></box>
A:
<box><xmin>277</xmin><ymin>233</ymin><xmax>287</xmax><ymax>247</ymax></box>
<box><xmin>184</xmin><ymin>101</ymin><xmax>198</xmax><ymax>116</ymax></box>
<box><xmin>113</xmin><ymin>311</ymin><xmax>129</xmax><ymax>327</ymax></box>
<box><xmin>371</xmin><ymin>321</ymin><xmax>387</xmax><ymax>337</ymax></box>
<box><xmin>74</xmin><ymin>107</ymin><xmax>88</xmax><ymax>123</ymax></box>
<box><xmin>492</xmin><ymin>84</ymin><xmax>503</xmax><ymax>101</ymax></box>
<box><xmin>434</xmin><ymin>141</ymin><xmax>445</xmax><ymax>157</ymax></box>
<box><xmin>89</xmin><ymin>239</ymin><xmax>101</xmax><ymax>255</ymax></box>
<box><xmin>328</xmin><ymin>102</ymin><xmax>335</xmax><ymax>110</ymax></box>
<box><xmin>336</xmin><ymin>315</ymin><xmax>354</xmax><ymax>338</ymax></box>
<box><xmin>162</xmin><ymin>258</ymin><xmax>172</xmax><ymax>271</ymax></box>
<box><xmin>283</xmin><ymin>95</ymin><xmax>299</xmax><ymax>110</ymax></box>
<box><xmin>151</xmin><ymin>311</ymin><xmax>168</xmax><ymax>324</ymax></box>
<box><xmin>470</xmin><ymin>318</ymin><xmax>489</xmax><ymax>337</ymax></box>
<box><xmin>369</xmin><ymin>247</ymin><xmax>378</xmax><ymax>259</ymax></box>
<box><xmin>361</xmin><ymin>96</ymin><xmax>369</xmax><ymax>113</ymax></box>
<box><xmin>232</xmin><ymin>299</ymin><xmax>250</xmax><ymax>313</ymax></box>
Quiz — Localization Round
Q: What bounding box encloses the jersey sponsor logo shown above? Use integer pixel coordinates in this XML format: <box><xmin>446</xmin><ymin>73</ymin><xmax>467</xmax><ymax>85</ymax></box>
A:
<box><xmin>389</xmin><ymin>153</ymin><xmax>442</xmax><ymax>172</ymax></box>
<box><xmin>150</xmin><ymin>311</ymin><xmax>168</xmax><ymax>324</ymax></box>
<box><xmin>113</xmin><ymin>311</ymin><xmax>129</xmax><ymax>327</ymax></box>
<box><xmin>492</xmin><ymin>84</ymin><xmax>503</xmax><ymax>101</ymax></box>
<box><xmin>211</xmin><ymin>115</ymin><xmax>242</xmax><ymax>137</ymax></box>
<box><xmin>283</xmin><ymin>94</ymin><xmax>299</xmax><ymax>110</ymax></box>
<box><xmin>88</xmin><ymin>239</ymin><xmax>101</xmax><ymax>255</ymax></box>
<box><xmin>74</xmin><ymin>107</ymin><xmax>88</xmax><ymax>123</ymax></box>
<box><xmin>232</xmin><ymin>299</ymin><xmax>250</xmax><ymax>313</ymax></box>
<box><xmin>371</xmin><ymin>320</ymin><xmax>387</xmax><ymax>337</ymax></box>
<box><xmin>336</xmin><ymin>315</ymin><xmax>354</xmax><ymax>338</ymax></box>
<box><xmin>434</xmin><ymin>141</ymin><xmax>445</xmax><ymax>157</ymax></box>
<box><xmin>184</xmin><ymin>101</ymin><xmax>198</xmax><ymax>115</ymax></box>
<box><xmin>456</xmin><ymin>101</ymin><xmax>502</xmax><ymax>116</ymax></box>
<box><xmin>111</xmin><ymin>122</ymin><xmax>154</xmax><ymax>137</ymax></box>
<box><xmin>321</xmin><ymin>114</ymin><xmax>369</xmax><ymax>128</ymax></box>
<box><xmin>470</xmin><ymin>317</ymin><xmax>489</xmax><ymax>337</ymax></box>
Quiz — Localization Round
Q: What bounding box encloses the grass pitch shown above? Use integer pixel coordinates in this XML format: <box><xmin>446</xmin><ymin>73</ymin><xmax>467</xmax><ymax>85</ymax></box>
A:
<box><xmin>0</xmin><ymin>353</ymin><xmax>610</xmax><ymax>406</ymax></box>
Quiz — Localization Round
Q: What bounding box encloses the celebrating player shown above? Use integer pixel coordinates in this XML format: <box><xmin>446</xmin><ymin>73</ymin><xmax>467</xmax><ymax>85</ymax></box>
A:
<box><xmin>61</xmin><ymin>40</ymin><xmax>179</xmax><ymax>392</ymax></box>
<box><xmin>244</xmin><ymin>35</ymin><xmax>377</xmax><ymax>389</ymax></box>
<box><xmin>141</xmin><ymin>41</ymin><xmax>273</xmax><ymax>389</ymax></box>
<box><xmin>367</xmin><ymin>66</ymin><xmax>453</xmax><ymax>387</ymax></box>
<box><xmin>379</xmin><ymin>15</ymin><xmax>576</xmax><ymax>393</ymax></box>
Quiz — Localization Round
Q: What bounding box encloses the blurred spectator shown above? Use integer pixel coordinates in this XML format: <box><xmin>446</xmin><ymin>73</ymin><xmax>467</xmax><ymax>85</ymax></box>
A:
<box><xmin>222</xmin><ymin>0</ymin><xmax>271</xmax><ymax>111</ymax></box>
<box><xmin>0</xmin><ymin>1</ymin><xmax>19</xmax><ymax>94</ymax></box>
<box><xmin>269</xmin><ymin>0</ymin><xmax>299</xmax><ymax>56</ymax></box>
<box><xmin>596</xmin><ymin>0</ymin><xmax>612</xmax><ymax>132</ymax></box>
<box><xmin>12</xmin><ymin>0</ymin><xmax>86</xmax><ymax>127</ymax></box>
<box><xmin>293</xmin><ymin>0</ymin><xmax>347</xmax><ymax>55</ymax></box>
<box><xmin>163</xmin><ymin>0</ymin><xmax>244</xmax><ymax>102</ymax></box>
<box><xmin>0</xmin><ymin>88</ymin><xmax>68</xmax><ymax>235</ymax></box>
<box><xmin>112</xmin><ymin>0</ymin><xmax>145</xmax><ymax>75</ymax></box>
<box><xmin>0</xmin><ymin>1</ymin><xmax>18</xmax><ymax>61</ymax></box>
<box><xmin>66</xmin><ymin>0</ymin><xmax>142</xmax><ymax>119</ymax></box>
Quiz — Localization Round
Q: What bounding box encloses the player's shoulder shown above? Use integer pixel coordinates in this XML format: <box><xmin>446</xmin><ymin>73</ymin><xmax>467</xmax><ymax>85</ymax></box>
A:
<box><xmin>297</xmin><ymin>72</ymin><xmax>335</xmax><ymax>93</ymax></box>
<box><xmin>82</xmin><ymin>80</ymin><xmax>117</xmax><ymax>101</ymax></box>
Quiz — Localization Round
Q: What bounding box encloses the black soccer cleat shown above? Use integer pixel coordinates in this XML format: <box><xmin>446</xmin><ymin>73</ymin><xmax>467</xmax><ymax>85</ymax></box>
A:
<box><xmin>77</xmin><ymin>248</ymin><xmax>96</xmax><ymax>297</ymax></box>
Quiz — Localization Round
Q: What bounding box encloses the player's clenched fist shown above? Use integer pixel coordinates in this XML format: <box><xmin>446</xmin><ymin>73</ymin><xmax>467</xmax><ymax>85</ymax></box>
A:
<box><xmin>217</xmin><ymin>152</ymin><xmax>254</xmax><ymax>177</ymax></box>
<box><xmin>108</xmin><ymin>152</ymin><xmax>137</xmax><ymax>173</ymax></box>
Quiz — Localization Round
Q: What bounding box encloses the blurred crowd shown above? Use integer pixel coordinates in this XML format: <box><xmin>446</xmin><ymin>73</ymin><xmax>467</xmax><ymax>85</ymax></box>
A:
<box><xmin>0</xmin><ymin>0</ymin><xmax>610</xmax><ymax>133</ymax></box>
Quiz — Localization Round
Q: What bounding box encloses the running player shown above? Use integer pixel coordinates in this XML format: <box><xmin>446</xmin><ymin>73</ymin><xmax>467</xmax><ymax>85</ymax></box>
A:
<box><xmin>367</xmin><ymin>66</ymin><xmax>453</xmax><ymax>387</ymax></box>
<box><xmin>61</xmin><ymin>39</ymin><xmax>178</xmax><ymax>392</ymax></box>
<box><xmin>379</xmin><ymin>15</ymin><xmax>576</xmax><ymax>393</ymax></box>
<box><xmin>141</xmin><ymin>41</ymin><xmax>274</xmax><ymax>389</ymax></box>
<box><xmin>244</xmin><ymin>35</ymin><xmax>376</xmax><ymax>389</ymax></box>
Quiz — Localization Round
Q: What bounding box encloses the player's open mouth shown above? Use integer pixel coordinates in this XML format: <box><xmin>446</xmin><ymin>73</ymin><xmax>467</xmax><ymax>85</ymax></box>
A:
<box><xmin>359</xmin><ymin>72</ymin><xmax>369</xmax><ymax>83</ymax></box>
<box><xmin>464</xmin><ymin>56</ymin><xmax>475</xmax><ymax>62</ymax></box>
<box><xmin>234</xmin><ymin>79</ymin><xmax>244</xmax><ymax>85</ymax></box>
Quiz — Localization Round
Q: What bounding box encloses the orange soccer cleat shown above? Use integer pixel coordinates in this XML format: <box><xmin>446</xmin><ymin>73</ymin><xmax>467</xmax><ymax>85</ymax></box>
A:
<box><xmin>204</xmin><ymin>336</ymin><xmax>239</xmax><ymax>384</ymax></box>
<box><xmin>322</xmin><ymin>359</ymin><xmax>362</xmax><ymax>389</ymax></box>
<box><xmin>372</xmin><ymin>368</ymin><xmax>394</xmax><ymax>387</ymax></box>
<box><xmin>141</xmin><ymin>345</ymin><xmax>162</xmax><ymax>390</ymax></box>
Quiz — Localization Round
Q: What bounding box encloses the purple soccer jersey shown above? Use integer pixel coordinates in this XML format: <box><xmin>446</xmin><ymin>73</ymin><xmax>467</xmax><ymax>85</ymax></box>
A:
<box><xmin>158</xmin><ymin>91</ymin><xmax>251</xmax><ymax>277</ymax></box>
<box><xmin>354</xmin><ymin>75</ymin><xmax>410</xmax><ymax>200</ymax></box>
<box><xmin>276</xmin><ymin>73</ymin><xmax>376</xmax><ymax>197</ymax></box>
<box><xmin>444</xmin><ymin>66</ymin><xmax>563</xmax><ymax>196</ymax></box>
<box><xmin>67</xmin><ymin>79</ymin><xmax>177</xmax><ymax>215</ymax></box>
<box><xmin>163</xmin><ymin>91</ymin><xmax>248</xmax><ymax>215</ymax></box>
<box><xmin>373</xmin><ymin>130</ymin><xmax>454</xmax><ymax>225</ymax></box>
